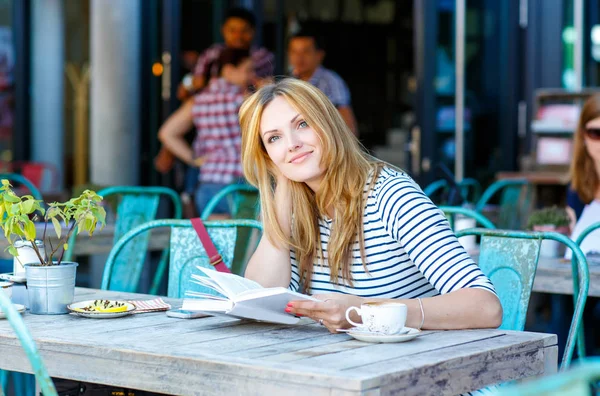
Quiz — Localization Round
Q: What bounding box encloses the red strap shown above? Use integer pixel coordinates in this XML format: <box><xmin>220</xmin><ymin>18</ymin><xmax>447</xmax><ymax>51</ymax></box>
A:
<box><xmin>190</xmin><ymin>218</ymin><xmax>231</xmax><ymax>273</ymax></box>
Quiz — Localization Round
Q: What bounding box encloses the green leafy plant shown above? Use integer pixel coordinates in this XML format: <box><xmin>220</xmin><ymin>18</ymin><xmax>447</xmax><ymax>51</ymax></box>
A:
<box><xmin>527</xmin><ymin>206</ymin><xmax>570</xmax><ymax>230</ymax></box>
<box><xmin>0</xmin><ymin>179</ymin><xmax>106</xmax><ymax>266</ymax></box>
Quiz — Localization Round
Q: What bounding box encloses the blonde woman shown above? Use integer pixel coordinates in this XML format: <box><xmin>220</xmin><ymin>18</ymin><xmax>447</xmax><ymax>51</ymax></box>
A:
<box><xmin>239</xmin><ymin>78</ymin><xmax>502</xmax><ymax>333</ymax></box>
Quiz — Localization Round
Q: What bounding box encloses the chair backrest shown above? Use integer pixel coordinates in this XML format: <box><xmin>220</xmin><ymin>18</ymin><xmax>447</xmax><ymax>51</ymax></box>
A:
<box><xmin>456</xmin><ymin>228</ymin><xmax>589</xmax><ymax>369</ymax></box>
<box><xmin>424</xmin><ymin>178</ymin><xmax>481</xmax><ymax>205</ymax></box>
<box><xmin>201</xmin><ymin>184</ymin><xmax>260</xmax><ymax>274</ymax></box>
<box><xmin>0</xmin><ymin>173</ymin><xmax>43</xmax><ymax>201</ymax></box>
<box><xmin>439</xmin><ymin>206</ymin><xmax>496</xmax><ymax>229</ymax></box>
<box><xmin>495</xmin><ymin>358</ymin><xmax>600</xmax><ymax>396</ymax></box>
<box><xmin>475</xmin><ymin>179</ymin><xmax>531</xmax><ymax>229</ymax></box>
<box><xmin>458</xmin><ymin>178</ymin><xmax>482</xmax><ymax>203</ymax></box>
<box><xmin>67</xmin><ymin>186</ymin><xmax>182</xmax><ymax>293</ymax></box>
<box><xmin>100</xmin><ymin>219</ymin><xmax>263</xmax><ymax>298</ymax></box>
<box><xmin>0</xmin><ymin>293</ymin><xmax>57</xmax><ymax>395</ymax></box>
<box><xmin>200</xmin><ymin>184</ymin><xmax>259</xmax><ymax>220</ymax></box>
<box><xmin>423</xmin><ymin>179</ymin><xmax>448</xmax><ymax>200</ymax></box>
<box><xmin>575</xmin><ymin>221</ymin><xmax>600</xmax><ymax>249</ymax></box>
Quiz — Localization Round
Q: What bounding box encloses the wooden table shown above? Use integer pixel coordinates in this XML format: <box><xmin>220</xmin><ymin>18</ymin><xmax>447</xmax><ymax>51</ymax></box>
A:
<box><xmin>532</xmin><ymin>257</ymin><xmax>600</xmax><ymax>297</ymax></box>
<box><xmin>0</xmin><ymin>288</ymin><xmax>558</xmax><ymax>396</ymax></box>
<box><xmin>472</xmin><ymin>254</ymin><xmax>600</xmax><ymax>297</ymax></box>
<box><xmin>496</xmin><ymin>171</ymin><xmax>570</xmax><ymax>185</ymax></box>
<box><xmin>0</xmin><ymin>224</ymin><xmax>170</xmax><ymax>259</ymax></box>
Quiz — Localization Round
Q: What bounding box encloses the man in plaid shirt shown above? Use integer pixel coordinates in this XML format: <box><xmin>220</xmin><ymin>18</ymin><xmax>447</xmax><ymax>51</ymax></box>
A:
<box><xmin>156</xmin><ymin>7</ymin><xmax>274</xmax><ymax>174</ymax></box>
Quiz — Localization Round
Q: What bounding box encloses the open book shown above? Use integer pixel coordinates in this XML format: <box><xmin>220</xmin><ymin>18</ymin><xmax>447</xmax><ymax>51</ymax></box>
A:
<box><xmin>181</xmin><ymin>267</ymin><xmax>318</xmax><ymax>324</ymax></box>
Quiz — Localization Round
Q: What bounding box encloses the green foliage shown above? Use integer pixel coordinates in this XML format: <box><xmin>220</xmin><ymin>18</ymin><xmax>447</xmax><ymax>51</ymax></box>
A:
<box><xmin>0</xmin><ymin>179</ymin><xmax>106</xmax><ymax>266</ymax></box>
<box><xmin>527</xmin><ymin>206</ymin><xmax>570</xmax><ymax>229</ymax></box>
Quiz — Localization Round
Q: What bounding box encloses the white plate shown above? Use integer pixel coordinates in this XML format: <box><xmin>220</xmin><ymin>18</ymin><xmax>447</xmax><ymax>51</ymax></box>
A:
<box><xmin>67</xmin><ymin>300</ymin><xmax>136</xmax><ymax>319</ymax></box>
<box><xmin>0</xmin><ymin>273</ymin><xmax>27</xmax><ymax>283</ymax></box>
<box><xmin>0</xmin><ymin>304</ymin><xmax>26</xmax><ymax>319</ymax></box>
<box><xmin>339</xmin><ymin>327</ymin><xmax>421</xmax><ymax>343</ymax></box>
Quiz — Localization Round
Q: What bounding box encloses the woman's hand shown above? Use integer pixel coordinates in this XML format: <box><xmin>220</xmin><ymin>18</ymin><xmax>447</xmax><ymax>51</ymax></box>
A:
<box><xmin>286</xmin><ymin>293</ymin><xmax>364</xmax><ymax>333</ymax></box>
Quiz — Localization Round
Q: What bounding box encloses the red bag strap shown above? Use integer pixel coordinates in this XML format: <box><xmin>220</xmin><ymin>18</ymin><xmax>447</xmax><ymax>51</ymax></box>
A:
<box><xmin>190</xmin><ymin>218</ymin><xmax>231</xmax><ymax>273</ymax></box>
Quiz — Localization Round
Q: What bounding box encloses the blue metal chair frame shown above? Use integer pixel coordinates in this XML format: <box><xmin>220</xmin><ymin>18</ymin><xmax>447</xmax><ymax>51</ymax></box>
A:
<box><xmin>575</xmin><ymin>221</ymin><xmax>600</xmax><ymax>247</ymax></box>
<box><xmin>456</xmin><ymin>228</ymin><xmax>589</xmax><ymax>370</ymax></box>
<box><xmin>0</xmin><ymin>173</ymin><xmax>43</xmax><ymax>201</ymax></box>
<box><xmin>424</xmin><ymin>178</ymin><xmax>482</xmax><ymax>204</ymax></box>
<box><xmin>439</xmin><ymin>206</ymin><xmax>496</xmax><ymax>229</ymax></box>
<box><xmin>201</xmin><ymin>184</ymin><xmax>260</xmax><ymax>275</ymax></box>
<box><xmin>475</xmin><ymin>179</ymin><xmax>530</xmax><ymax>229</ymax></box>
<box><xmin>200</xmin><ymin>184</ymin><xmax>259</xmax><ymax>219</ymax></box>
<box><xmin>65</xmin><ymin>186</ymin><xmax>182</xmax><ymax>295</ymax></box>
<box><xmin>100</xmin><ymin>219</ymin><xmax>262</xmax><ymax>296</ymax></box>
<box><xmin>0</xmin><ymin>293</ymin><xmax>57</xmax><ymax>395</ymax></box>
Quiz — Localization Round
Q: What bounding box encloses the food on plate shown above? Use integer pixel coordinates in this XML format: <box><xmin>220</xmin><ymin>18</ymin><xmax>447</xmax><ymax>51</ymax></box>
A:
<box><xmin>73</xmin><ymin>300</ymin><xmax>129</xmax><ymax>313</ymax></box>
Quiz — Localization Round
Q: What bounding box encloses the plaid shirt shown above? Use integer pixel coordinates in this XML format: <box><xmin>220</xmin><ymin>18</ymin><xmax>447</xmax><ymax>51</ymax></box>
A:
<box><xmin>192</xmin><ymin>78</ymin><xmax>244</xmax><ymax>184</ymax></box>
<box><xmin>301</xmin><ymin>66</ymin><xmax>351</xmax><ymax>107</ymax></box>
<box><xmin>193</xmin><ymin>44</ymin><xmax>274</xmax><ymax>79</ymax></box>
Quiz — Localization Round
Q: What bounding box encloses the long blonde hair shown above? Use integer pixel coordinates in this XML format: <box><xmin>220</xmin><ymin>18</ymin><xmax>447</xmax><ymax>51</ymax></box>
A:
<box><xmin>571</xmin><ymin>94</ymin><xmax>600</xmax><ymax>203</ymax></box>
<box><xmin>239</xmin><ymin>78</ymin><xmax>380</xmax><ymax>291</ymax></box>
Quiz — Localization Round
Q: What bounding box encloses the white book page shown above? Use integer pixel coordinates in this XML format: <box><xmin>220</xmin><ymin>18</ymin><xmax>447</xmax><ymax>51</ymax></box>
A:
<box><xmin>190</xmin><ymin>276</ymin><xmax>229</xmax><ymax>297</ymax></box>
<box><xmin>195</xmin><ymin>267</ymin><xmax>264</xmax><ymax>298</ymax></box>
<box><xmin>234</xmin><ymin>287</ymin><xmax>319</xmax><ymax>303</ymax></box>
<box><xmin>185</xmin><ymin>291</ymin><xmax>229</xmax><ymax>301</ymax></box>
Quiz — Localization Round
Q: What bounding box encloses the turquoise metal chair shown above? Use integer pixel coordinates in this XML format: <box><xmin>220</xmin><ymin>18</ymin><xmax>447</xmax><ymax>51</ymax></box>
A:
<box><xmin>100</xmin><ymin>219</ymin><xmax>262</xmax><ymax>298</ymax></box>
<box><xmin>458</xmin><ymin>178</ymin><xmax>482</xmax><ymax>203</ymax></box>
<box><xmin>423</xmin><ymin>179</ymin><xmax>448</xmax><ymax>200</ymax></box>
<box><xmin>201</xmin><ymin>184</ymin><xmax>260</xmax><ymax>275</ymax></box>
<box><xmin>439</xmin><ymin>206</ymin><xmax>496</xmax><ymax>229</ymax></box>
<box><xmin>0</xmin><ymin>173</ymin><xmax>43</xmax><ymax>201</ymax></box>
<box><xmin>0</xmin><ymin>293</ymin><xmax>57</xmax><ymax>396</ymax></box>
<box><xmin>475</xmin><ymin>179</ymin><xmax>531</xmax><ymax>229</ymax></box>
<box><xmin>575</xmin><ymin>221</ymin><xmax>600</xmax><ymax>249</ymax></box>
<box><xmin>65</xmin><ymin>186</ymin><xmax>182</xmax><ymax>295</ymax></box>
<box><xmin>424</xmin><ymin>178</ymin><xmax>481</xmax><ymax>204</ymax></box>
<box><xmin>494</xmin><ymin>358</ymin><xmax>600</xmax><ymax>395</ymax></box>
<box><xmin>200</xmin><ymin>184</ymin><xmax>259</xmax><ymax>219</ymax></box>
<box><xmin>456</xmin><ymin>228</ymin><xmax>589</xmax><ymax>369</ymax></box>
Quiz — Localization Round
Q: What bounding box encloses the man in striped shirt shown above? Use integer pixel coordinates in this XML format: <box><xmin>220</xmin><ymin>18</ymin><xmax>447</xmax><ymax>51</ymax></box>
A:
<box><xmin>288</xmin><ymin>30</ymin><xmax>358</xmax><ymax>135</ymax></box>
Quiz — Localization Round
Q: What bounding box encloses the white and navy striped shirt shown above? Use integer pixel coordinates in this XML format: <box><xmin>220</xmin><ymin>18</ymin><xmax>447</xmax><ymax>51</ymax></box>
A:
<box><xmin>289</xmin><ymin>167</ymin><xmax>496</xmax><ymax>299</ymax></box>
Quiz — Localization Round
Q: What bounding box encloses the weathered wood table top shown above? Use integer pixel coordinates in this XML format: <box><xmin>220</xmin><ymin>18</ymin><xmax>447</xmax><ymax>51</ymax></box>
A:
<box><xmin>0</xmin><ymin>288</ymin><xmax>557</xmax><ymax>396</ymax></box>
<box><xmin>472</xmin><ymin>254</ymin><xmax>600</xmax><ymax>297</ymax></box>
<box><xmin>0</xmin><ymin>224</ymin><xmax>170</xmax><ymax>259</ymax></box>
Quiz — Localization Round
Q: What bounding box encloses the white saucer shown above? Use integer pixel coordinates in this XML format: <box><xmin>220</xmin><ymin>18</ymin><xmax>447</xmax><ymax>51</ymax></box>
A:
<box><xmin>338</xmin><ymin>327</ymin><xmax>421</xmax><ymax>343</ymax></box>
<box><xmin>337</xmin><ymin>326</ymin><xmax>411</xmax><ymax>336</ymax></box>
<box><xmin>68</xmin><ymin>300</ymin><xmax>136</xmax><ymax>319</ymax></box>
<box><xmin>0</xmin><ymin>304</ymin><xmax>27</xmax><ymax>319</ymax></box>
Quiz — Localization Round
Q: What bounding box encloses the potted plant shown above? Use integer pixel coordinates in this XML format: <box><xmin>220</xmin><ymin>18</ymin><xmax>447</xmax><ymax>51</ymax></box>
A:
<box><xmin>527</xmin><ymin>206</ymin><xmax>571</xmax><ymax>258</ymax></box>
<box><xmin>0</xmin><ymin>179</ymin><xmax>105</xmax><ymax>314</ymax></box>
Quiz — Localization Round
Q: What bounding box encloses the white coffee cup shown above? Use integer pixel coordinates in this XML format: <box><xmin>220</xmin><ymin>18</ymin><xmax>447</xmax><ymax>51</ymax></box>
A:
<box><xmin>0</xmin><ymin>281</ymin><xmax>13</xmax><ymax>301</ymax></box>
<box><xmin>345</xmin><ymin>302</ymin><xmax>407</xmax><ymax>334</ymax></box>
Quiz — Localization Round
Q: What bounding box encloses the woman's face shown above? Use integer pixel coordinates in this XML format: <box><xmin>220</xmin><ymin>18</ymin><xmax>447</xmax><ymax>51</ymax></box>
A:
<box><xmin>584</xmin><ymin>116</ymin><xmax>600</xmax><ymax>165</ymax></box>
<box><xmin>259</xmin><ymin>96</ymin><xmax>325</xmax><ymax>191</ymax></box>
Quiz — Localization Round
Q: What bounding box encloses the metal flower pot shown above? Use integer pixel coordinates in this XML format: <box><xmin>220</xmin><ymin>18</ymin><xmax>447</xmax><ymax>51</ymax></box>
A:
<box><xmin>25</xmin><ymin>262</ymin><xmax>78</xmax><ymax>314</ymax></box>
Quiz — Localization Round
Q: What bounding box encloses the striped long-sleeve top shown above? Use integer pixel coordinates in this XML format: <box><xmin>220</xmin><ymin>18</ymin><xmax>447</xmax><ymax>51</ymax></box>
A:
<box><xmin>289</xmin><ymin>167</ymin><xmax>497</xmax><ymax>299</ymax></box>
